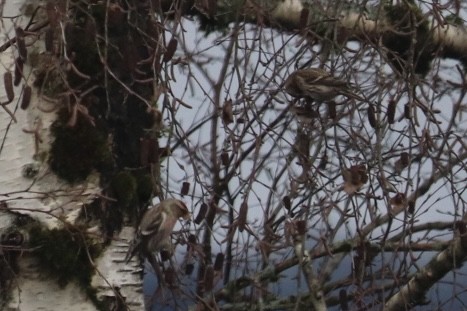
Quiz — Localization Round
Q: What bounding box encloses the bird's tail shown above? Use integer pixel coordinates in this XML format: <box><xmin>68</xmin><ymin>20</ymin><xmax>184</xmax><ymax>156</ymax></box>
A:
<box><xmin>125</xmin><ymin>236</ymin><xmax>141</xmax><ymax>264</ymax></box>
<box><xmin>342</xmin><ymin>89</ymin><xmax>365</xmax><ymax>102</ymax></box>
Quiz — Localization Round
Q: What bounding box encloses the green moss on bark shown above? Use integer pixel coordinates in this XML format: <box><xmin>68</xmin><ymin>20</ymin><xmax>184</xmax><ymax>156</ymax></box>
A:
<box><xmin>29</xmin><ymin>224</ymin><xmax>101</xmax><ymax>288</ymax></box>
<box><xmin>49</xmin><ymin>107</ymin><xmax>112</xmax><ymax>183</ymax></box>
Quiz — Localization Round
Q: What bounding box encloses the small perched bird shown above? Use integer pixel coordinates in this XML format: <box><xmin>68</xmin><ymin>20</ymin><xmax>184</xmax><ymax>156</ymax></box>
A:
<box><xmin>125</xmin><ymin>199</ymin><xmax>190</xmax><ymax>263</ymax></box>
<box><xmin>342</xmin><ymin>164</ymin><xmax>368</xmax><ymax>195</ymax></box>
<box><xmin>284</xmin><ymin>68</ymin><xmax>364</xmax><ymax>102</ymax></box>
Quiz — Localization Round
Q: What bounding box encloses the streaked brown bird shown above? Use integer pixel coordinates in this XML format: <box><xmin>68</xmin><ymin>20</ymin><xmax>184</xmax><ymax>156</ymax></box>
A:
<box><xmin>342</xmin><ymin>164</ymin><xmax>368</xmax><ymax>195</ymax></box>
<box><xmin>125</xmin><ymin>199</ymin><xmax>190</xmax><ymax>263</ymax></box>
<box><xmin>284</xmin><ymin>68</ymin><xmax>364</xmax><ymax>102</ymax></box>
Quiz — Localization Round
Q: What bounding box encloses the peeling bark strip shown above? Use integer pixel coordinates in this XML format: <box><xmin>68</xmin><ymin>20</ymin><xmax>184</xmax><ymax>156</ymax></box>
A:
<box><xmin>181</xmin><ymin>181</ymin><xmax>190</xmax><ymax>195</ymax></box>
<box><xmin>327</xmin><ymin>101</ymin><xmax>336</xmax><ymax>119</ymax></box>
<box><xmin>282</xmin><ymin>196</ymin><xmax>291</xmax><ymax>210</ymax></box>
<box><xmin>195</xmin><ymin>203</ymin><xmax>208</xmax><ymax>224</ymax></box>
<box><xmin>404</xmin><ymin>102</ymin><xmax>411</xmax><ymax>119</ymax></box>
<box><xmin>164</xmin><ymin>267</ymin><xmax>177</xmax><ymax>288</ymax></box>
<box><xmin>3</xmin><ymin>72</ymin><xmax>14</xmax><ymax>103</ymax></box>
<box><xmin>15</xmin><ymin>27</ymin><xmax>27</xmax><ymax>61</ymax></box>
<box><xmin>387</xmin><ymin>99</ymin><xmax>396</xmax><ymax>124</ymax></box>
<box><xmin>220</xmin><ymin>151</ymin><xmax>229</xmax><ymax>166</ymax></box>
<box><xmin>14</xmin><ymin>57</ymin><xmax>23</xmax><ymax>86</ymax></box>
<box><xmin>238</xmin><ymin>202</ymin><xmax>248</xmax><ymax>232</ymax></box>
<box><xmin>163</xmin><ymin>38</ymin><xmax>178</xmax><ymax>62</ymax></box>
<box><xmin>185</xmin><ymin>263</ymin><xmax>194</xmax><ymax>275</ymax></box>
<box><xmin>45</xmin><ymin>28</ymin><xmax>54</xmax><ymax>52</ymax></box>
<box><xmin>295</xmin><ymin>220</ymin><xmax>307</xmax><ymax>235</ymax></box>
<box><xmin>400</xmin><ymin>152</ymin><xmax>410</xmax><ymax>167</ymax></box>
<box><xmin>20</xmin><ymin>86</ymin><xmax>31</xmax><ymax>110</ymax></box>
<box><xmin>367</xmin><ymin>105</ymin><xmax>376</xmax><ymax>128</ymax></box>
<box><xmin>222</xmin><ymin>99</ymin><xmax>234</xmax><ymax>124</ymax></box>
<box><xmin>203</xmin><ymin>265</ymin><xmax>214</xmax><ymax>292</ymax></box>
<box><xmin>214</xmin><ymin>253</ymin><xmax>224</xmax><ymax>271</ymax></box>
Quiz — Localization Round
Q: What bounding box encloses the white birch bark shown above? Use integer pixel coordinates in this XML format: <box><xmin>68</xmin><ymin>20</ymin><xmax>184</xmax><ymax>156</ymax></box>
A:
<box><xmin>0</xmin><ymin>1</ymin><xmax>144</xmax><ymax>310</ymax></box>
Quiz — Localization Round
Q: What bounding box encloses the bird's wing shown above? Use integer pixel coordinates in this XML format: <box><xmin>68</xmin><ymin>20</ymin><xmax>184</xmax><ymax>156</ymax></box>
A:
<box><xmin>312</xmin><ymin>75</ymin><xmax>348</xmax><ymax>87</ymax></box>
<box><xmin>140</xmin><ymin>207</ymin><xmax>166</xmax><ymax>237</ymax></box>
<box><xmin>302</xmin><ymin>69</ymin><xmax>348</xmax><ymax>87</ymax></box>
<box><xmin>340</xmin><ymin>89</ymin><xmax>365</xmax><ymax>101</ymax></box>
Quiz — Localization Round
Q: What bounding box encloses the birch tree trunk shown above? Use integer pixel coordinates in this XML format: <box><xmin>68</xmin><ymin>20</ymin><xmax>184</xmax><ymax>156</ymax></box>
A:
<box><xmin>0</xmin><ymin>1</ymin><xmax>145</xmax><ymax>310</ymax></box>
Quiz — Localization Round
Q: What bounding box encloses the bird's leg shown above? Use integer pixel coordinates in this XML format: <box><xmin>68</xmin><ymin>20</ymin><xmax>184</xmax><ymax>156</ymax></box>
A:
<box><xmin>147</xmin><ymin>252</ymin><xmax>168</xmax><ymax>302</ymax></box>
<box><xmin>161</xmin><ymin>246</ymin><xmax>182</xmax><ymax>293</ymax></box>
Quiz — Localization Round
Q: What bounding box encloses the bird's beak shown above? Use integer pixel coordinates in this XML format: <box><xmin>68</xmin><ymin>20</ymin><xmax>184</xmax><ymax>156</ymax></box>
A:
<box><xmin>183</xmin><ymin>213</ymin><xmax>191</xmax><ymax>220</ymax></box>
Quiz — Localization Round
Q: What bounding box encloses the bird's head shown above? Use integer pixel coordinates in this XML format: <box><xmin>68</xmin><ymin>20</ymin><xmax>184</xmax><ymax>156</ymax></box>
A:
<box><xmin>166</xmin><ymin>199</ymin><xmax>190</xmax><ymax>220</ymax></box>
